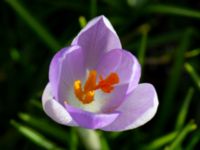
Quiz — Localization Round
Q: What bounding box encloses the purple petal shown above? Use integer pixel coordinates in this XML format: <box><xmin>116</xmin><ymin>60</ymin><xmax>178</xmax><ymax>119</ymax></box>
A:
<box><xmin>100</xmin><ymin>84</ymin><xmax>129</xmax><ymax>113</ymax></box>
<box><xmin>42</xmin><ymin>83</ymin><xmax>77</xmax><ymax>126</ymax></box>
<box><xmin>65</xmin><ymin>104</ymin><xmax>119</xmax><ymax>129</ymax></box>
<box><xmin>96</xmin><ymin>49</ymin><xmax>141</xmax><ymax>93</ymax></box>
<box><xmin>102</xmin><ymin>83</ymin><xmax>158</xmax><ymax>131</ymax></box>
<box><xmin>49</xmin><ymin>45</ymin><xmax>86</xmax><ymax>102</ymax></box>
<box><xmin>49</xmin><ymin>47</ymin><xmax>67</xmax><ymax>98</ymax></box>
<box><xmin>116</xmin><ymin>50</ymin><xmax>141</xmax><ymax>93</ymax></box>
<box><xmin>72</xmin><ymin>15</ymin><xmax>122</xmax><ymax>69</ymax></box>
<box><xmin>96</xmin><ymin>49</ymin><xmax>122</xmax><ymax>77</ymax></box>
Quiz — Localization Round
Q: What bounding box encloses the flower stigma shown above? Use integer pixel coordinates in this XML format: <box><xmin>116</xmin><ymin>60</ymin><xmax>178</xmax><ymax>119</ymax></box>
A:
<box><xmin>73</xmin><ymin>70</ymin><xmax>119</xmax><ymax>104</ymax></box>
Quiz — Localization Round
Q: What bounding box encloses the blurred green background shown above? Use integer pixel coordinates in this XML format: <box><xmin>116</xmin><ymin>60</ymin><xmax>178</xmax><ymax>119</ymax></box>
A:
<box><xmin>0</xmin><ymin>0</ymin><xmax>200</xmax><ymax>149</ymax></box>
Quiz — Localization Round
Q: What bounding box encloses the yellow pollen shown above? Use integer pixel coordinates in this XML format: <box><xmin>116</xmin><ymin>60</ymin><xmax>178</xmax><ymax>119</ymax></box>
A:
<box><xmin>74</xmin><ymin>80</ymin><xmax>83</xmax><ymax>100</ymax></box>
<box><xmin>73</xmin><ymin>70</ymin><xmax>119</xmax><ymax>104</ymax></box>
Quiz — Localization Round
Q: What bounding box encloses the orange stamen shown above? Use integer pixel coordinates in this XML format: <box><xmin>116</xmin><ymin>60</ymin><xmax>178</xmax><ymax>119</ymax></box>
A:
<box><xmin>96</xmin><ymin>73</ymin><xmax>119</xmax><ymax>93</ymax></box>
<box><xmin>74</xmin><ymin>80</ymin><xmax>84</xmax><ymax>100</ymax></box>
<box><xmin>83</xmin><ymin>91</ymin><xmax>95</xmax><ymax>104</ymax></box>
<box><xmin>84</xmin><ymin>70</ymin><xmax>97</xmax><ymax>92</ymax></box>
<box><xmin>73</xmin><ymin>70</ymin><xmax>119</xmax><ymax>104</ymax></box>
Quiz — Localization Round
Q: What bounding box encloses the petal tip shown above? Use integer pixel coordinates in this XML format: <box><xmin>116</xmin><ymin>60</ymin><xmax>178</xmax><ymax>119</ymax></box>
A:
<box><xmin>101</xmin><ymin>83</ymin><xmax>159</xmax><ymax>131</ymax></box>
<box><xmin>42</xmin><ymin>83</ymin><xmax>75</xmax><ymax>126</ymax></box>
<box><xmin>126</xmin><ymin>83</ymin><xmax>159</xmax><ymax>129</ymax></box>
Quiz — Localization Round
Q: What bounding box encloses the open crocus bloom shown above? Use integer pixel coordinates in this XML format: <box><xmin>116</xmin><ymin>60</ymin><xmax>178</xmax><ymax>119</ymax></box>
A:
<box><xmin>42</xmin><ymin>15</ymin><xmax>158</xmax><ymax>131</ymax></box>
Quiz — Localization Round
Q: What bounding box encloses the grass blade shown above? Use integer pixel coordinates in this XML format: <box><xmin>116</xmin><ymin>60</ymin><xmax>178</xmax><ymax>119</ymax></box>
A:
<box><xmin>166</xmin><ymin>121</ymin><xmax>197</xmax><ymax>150</ymax></box>
<box><xmin>142</xmin><ymin>131</ymin><xmax>178</xmax><ymax>150</ymax></box>
<box><xmin>90</xmin><ymin>0</ymin><xmax>97</xmax><ymax>18</ymax></box>
<box><xmin>185</xmin><ymin>48</ymin><xmax>200</xmax><ymax>58</ymax></box>
<box><xmin>184</xmin><ymin>63</ymin><xmax>200</xmax><ymax>90</ymax></box>
<box><xmin>156</xmin><ymin>28</ymin><xmax>192</xmax><ymax>132</ymax></box>
<box><xmin>29</xmin><ymin>99</ymin><xmax>43</xmax><ymax>110</ymax></box>
<box><xmin>185</xmin><ymin>129</ymin><xmax>200</xmax><ymax>150</ymax></box>
<box><xmin>19</xmin><ymin>113</ymin><xmax>68</xmax><ymax>144</ymax></box>
<box><xmin>79</xmin><ymin>16</ymin><xmax>87</xmax><ymax>28</ymax></box>
<box><xmin>6</xmin><ymin>0</ymin><xmax>61</xmax><ymax>51</ymax></box>
<box><xmin>10</xmin><ymin>120</ymin><xmax>64</xmax><ymax>150</ymax></box>
<box><xmin>175</xmin><ymin>87</ymin><xmax>194</xmax><ymax>130</ymax></box>
<box><xmin>146</xmin><ymin>4</ymin><xmax>200</xmax><ymax>19</ymax></box>
<box><xmin>138</xmin><ymin>24</ymin><xmax>150</xmax><ymax>67</ymax></box>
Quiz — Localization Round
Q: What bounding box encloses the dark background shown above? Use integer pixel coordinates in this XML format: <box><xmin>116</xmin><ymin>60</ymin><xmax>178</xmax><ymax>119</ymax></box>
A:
<box><xmin>0</xmin><ymin>0</ymin><xmax>200</xmax><ymax>149</ymax></box>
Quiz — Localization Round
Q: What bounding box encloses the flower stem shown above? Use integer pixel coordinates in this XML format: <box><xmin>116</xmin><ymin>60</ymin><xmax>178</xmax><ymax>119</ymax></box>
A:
<box><xmin>77</xmin><ymin>128</ymin><xmax>101</xmax><ymax>150</ymax></box>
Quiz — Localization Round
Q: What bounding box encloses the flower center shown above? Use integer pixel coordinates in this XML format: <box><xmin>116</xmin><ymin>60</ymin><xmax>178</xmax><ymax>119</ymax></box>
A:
<box><xmin>73</xmin><ymin>70</ymin><xmax>119</xmax><ymax>104</ymax></box>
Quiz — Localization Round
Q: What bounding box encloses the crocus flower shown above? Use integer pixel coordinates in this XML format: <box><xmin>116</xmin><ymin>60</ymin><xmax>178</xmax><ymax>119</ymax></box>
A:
<box><xmin>42</xmin><ymin>15</ymin><xmax>158</xmax><ymax>131</ymax></box>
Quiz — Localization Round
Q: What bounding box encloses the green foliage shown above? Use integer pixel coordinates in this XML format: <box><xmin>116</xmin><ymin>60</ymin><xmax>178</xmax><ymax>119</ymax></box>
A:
<box><xmin>10</xmin><ymin>120</ymin><xmax>65</xmax><ymax>150</ymax></box>
<box><xmin>1</xmin><ymin>0</ymin><xmax>200</xmax><ymax>149</ymax></box>
<box><xmin>6</xmin><ymin>0</ymin><xmax>61</xmax><ymax>51</ymax></box>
